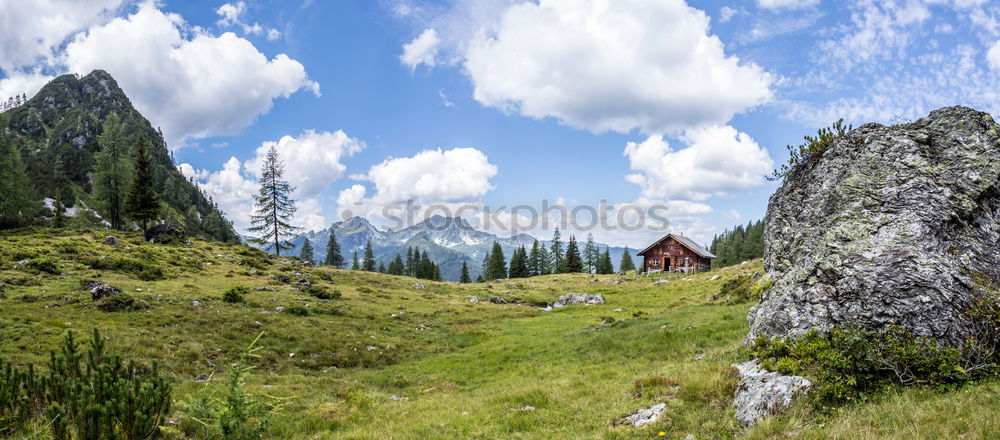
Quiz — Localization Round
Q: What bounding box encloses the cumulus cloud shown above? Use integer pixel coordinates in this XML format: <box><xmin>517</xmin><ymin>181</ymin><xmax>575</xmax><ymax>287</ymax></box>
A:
<box><xmin>216</xmin><ymin>1</ymin><xmax>280</xmax><ymax>39</ymax></box>
<box><xmin>756</xmin><ymin>0</ymin><xmax>819</xmax><ymax>10</ymax></box>
<box><xmin>244</xmin><ymin>130</ymin><xmax>365</xmax><ymax>198</ymax></box>
<box><xmin>61</xmin><ymin>1</ymin><xmax>317</xmax><ymax>147</ymax></box>
<box><xmin>0</xmin><ymin>0</ymin><xmax>124</xmax><ymax>72</ymax></box>
<box><xmin>460</xmin><ymin>0</ymin><xmax>772</xmax><ymax>134</ymax></box>
<box><xmin>400</xmin><ymin>28</ymin><xmax>441</xmax><ymax>70</ymax></box>
<box><xmin>988</xmin><ymin>40</ymin><xmax>1000</xmax><ymax>71</ymax></box>
<box><xmin>337</xmin><ymin>147</ymin><xmax>498</xmax><ymax>219</ymax></box>
<box><xmin>624</xmin><ymin>125</ymin><xmax>773</xmax><ymax>201</ymax></box>
<box><xmin>182</xmin><ymin>157</ymin><xmax>258</xmax><ymax>231</ymax></box>
<box><xmin>0</xmin><ymin>70</ymin><xmax>55</xmax><ymax>103</ymax></box>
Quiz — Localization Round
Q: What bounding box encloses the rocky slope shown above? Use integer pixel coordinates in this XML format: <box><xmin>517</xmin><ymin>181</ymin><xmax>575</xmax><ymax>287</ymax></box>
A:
<box><xmin>749</xmin><ymin>106</ymin><xmax>1000</xmax><ymax>346</ymax></box>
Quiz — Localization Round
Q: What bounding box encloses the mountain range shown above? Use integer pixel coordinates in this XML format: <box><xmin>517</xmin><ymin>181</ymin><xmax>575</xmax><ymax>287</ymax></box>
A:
<box><xmin>284</xmin><ymin>215</ymin><xmax>638</xmax><ymax>281</ymax></box>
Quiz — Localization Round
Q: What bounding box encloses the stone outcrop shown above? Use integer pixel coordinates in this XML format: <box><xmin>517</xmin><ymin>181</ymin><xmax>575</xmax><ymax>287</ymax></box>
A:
<box><xmin>749</xmin><ymin>106</ymin><xmax>1000</xmax><ymax>346</ymax></box>
<box><xmin>732</xmin><ymin>361</ymin><xmax>811</xmax><ymax>426</ymax></box>
<box><xmin>553</xmin><ymin>293</ymin><xmax>605</xmax><ymax>308</ymax></box>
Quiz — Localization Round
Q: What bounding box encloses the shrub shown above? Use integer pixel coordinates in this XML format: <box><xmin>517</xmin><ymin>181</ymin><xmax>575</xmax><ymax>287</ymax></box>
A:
<box><xmin>223</xmin><ymin>286</ymin><xmax>250</xmax><ymax>304</ymax></box>
<box><xmin>286</xmin><ymin>306</ymin><xmax>310</xmax><ymax>316</ymax></box>
<box><xmin>715</xmin><ymin>274</ymin><xmax>769</xmax><ymax>303</ymax></box>
<box><xmin>26</xmin><ymin>258</ymin><xmax>59</xmax><ymax>275</ymax></box>
<box><xmin>749</xmin><ymin>325</ymin><xmax>984</xmax><ymax>407</ymax></box>
<box><xmin>770</xmin><ymin>119</ymin><xmax>852</xmax><ymax>181</ymax></box>
<box><xmin>96</xmin><ymin>293</ymin><xmax>147</xmax><ymax>312</ymax></box>
<box><xmin>82</xmin><ymin>255</ymin><xmax>166</xmax><ymax>280</ymax></box>
<box><xmin>305</xmin><ymin>285</ymin><xmax>341</xmax><ymax>300</ymax></box>
<box><xmin>357</xmin><ymin>286</ymin><xmax>375</xmax><ymax>294</ymax></box>
<box><xmin>0</xmin><ymin>329</ymin><xmax>171</xmax><ymax>439</ymax></box>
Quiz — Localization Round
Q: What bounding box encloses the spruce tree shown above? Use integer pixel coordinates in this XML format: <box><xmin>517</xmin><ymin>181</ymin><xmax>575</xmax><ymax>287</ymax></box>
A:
<box><xmin>52</xmin><ymin>194</ymin><xmax>67</xmax><ymax>228</ymax></box>
<box><xmin>125</xmin><ymin>137</ymin><xmax>160</xmax><ymax>230</ymax></box>
<box><xmin>620</xmin><ymin>246</ymin><xmax>636</xmax><ymax>272</ymax></box>
<box><xmin>538</xmin><ymin>245</ymin><xmax>551</xmax><ymax>275</ymax></box>
<box><xmin>0</xmin><ymin>138</ymin><xmax>38</xmax><ymax>228</ymax></box>
<box><xmin>583</xmin><ymin>233</ymin><xmax>598</xmax><ymax>274</ymax></box>
<box><xmin>249</xmin><ymin>146</ymin><xmax>299</xmax><ymax>256</ymax></box>
<box><xmin>324</xmin><ymin>230</ymin><xmax>345</xmax><ymax>267</ymax></box>
<box><xmin>596</xmin><ymin>248</ymin><xmax>614</xmax><ymax>274</ymax></box>
<box><xmin>549</xmin><ymin>228</ymin><xmax>563</xmax><ymax>273</ymax></box>
<box><xmin>485</xmin><ymin>241</ymin><xmax>507</xmax><ymax>280</ymax></box>
<box><xmin>299</xmin><ymin>238</ymin><xmax>314</xmax><ymax>263</ymax></box>
<box><xmin>92</xmin><ymin>115</ymin><xmax>130</xmax><ymax>230</ymax></box>
<box><xmin>459</xmin><ymin>261</ymin><xmax>471</xmax><ymax>283</ymax></box>
<box><xmin>509</xmin><ymin>245</ymin><xmax>529</xmax><ymax>278</ymax></box>
<box><xmin>388</xmin><ymin>254</ymin><xmax>405</xmax><ymax>275</ymax></box>
<box><xmin>377</xmin><ymin>262</ymin><xmax>386</xmax><ymax>273</ymax></box>
<box><xmin>406</xmin><ymin>248</ymin><xmax>416</xmax><ymax>276</ymax></box>
<box><xmin>561</xmin><ymin>235</ymin><xmax>584</xmax><ymax>273</ymax></box>
<box><xmin>528</xmin><ymin>240</ymin><xmax>542</xmax><ymax>276</ymax></box>
<box><xmin>362</xmin><ymin>240</ymin><xmax>376</xmax><ymax>271</ymax></box>
<box><xmin>351</xmin><ymin>250</ymin><xmax>360</xmax><ymax>270</ymax></box>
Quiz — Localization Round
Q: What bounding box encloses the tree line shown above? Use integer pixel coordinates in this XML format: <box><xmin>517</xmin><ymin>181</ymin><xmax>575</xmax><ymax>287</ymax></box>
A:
<box><xmin>476</xmin><ymin>229</ymin><xmax>636</xmax><ymax>282</ymax></box>
<box><xmin>295</xmin><ymin>234</ymin><xmax>442</xmax><ymax>281</ymax></box>
<box><xmin>709</xmin><ymin>219</ymin><xmax>764</xmax><ymax>269</ymax></box>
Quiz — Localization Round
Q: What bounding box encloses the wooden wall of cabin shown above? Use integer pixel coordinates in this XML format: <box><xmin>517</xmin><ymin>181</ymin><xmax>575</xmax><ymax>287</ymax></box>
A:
<box><xmin>641</xmin><ymin>237</ymin><xmax>710</xmax><ymax>272</ymax></box>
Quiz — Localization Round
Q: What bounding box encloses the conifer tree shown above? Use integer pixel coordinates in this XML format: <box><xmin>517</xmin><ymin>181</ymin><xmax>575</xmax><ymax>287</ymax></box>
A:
<box><xmin>459</xmin><ymin>261</ymin><xmax>471</xmax><ymax>283</ymax></box>
<box><xmin>484</xmin><ymin>241</ymin><xmax>507</xmax><ymax>280</ymax></box>
<box><xmin>561</xmin><ymin>235</ymin><xmax>584</xmax><ymax>273</ymax></box>
<box><xmin>249</xmin><ymin>146</ymin><xmax>299</xmax><ymax>256</ymax></box>
<box><xmin>351</xmin><ymin>250</ymin><xmax>360</xmax><ymax>270</ymax></box>
<box><xmin>299</xmin><ymin>238</ymin><xmax>314</xmax><ymax>263</ymax></box>
<box><xmin>583</xmin><ymin>233</ymin><xmax>598</xmax><ymax>274</ymax></box>
<box><xmin>325</xmin><ymin>230</ymin><xmax>345</xmax><ymax>267</ymax></box>
<box><xmin>550</xmin><ymin>228</ymin><xmax>563</xmax><ymax>273</ymax></box>
<box><xmin>52</xmin><ymin>194</ymin><xmax>67</xmax><ymax>228</ymax></box>
<box><xmin>92</xmin><ymin>115</ymin><xmax>130</xmax><ymax>230</ymax></box>
<box><xmin>184</xmin><ymin>206</ymin><xmax>202</xmax><ymax>237</ymax></box>
<box><xmin>377</xmin><ymin>262</ymin><xmax>386</xmax><ymax>273</ymax></box>
<box><xmin>388</xmin><ymin>254</ymin><xmax>405</xmax><ymax>275</ymax></box>
<box><xmin>538</xmin><ymin>245</ymin><xmax>551</xmax><ymax>275</ymax></box>
<box><xmin>362</xmin><ymin>240</ymin><xmax>376</xmax><ymax>271</ymax></box>
<box><xmin>508</xmin><ymin>245</ymin><xmax>529</xmax><ymax>278</ymax></box>
<box><xmin>528</xmin><ymin>240</ymin><xmax>542</xmax><ymax>276</ymax></box>
<box><xmin>125</xmin><ymin>137</ymin><xmax>160</xmax><ymax>230</ymax></box>
<box><xmin>0</xmin><ymin>138</ymin><xmax>38</xmax><ymax>228</ymax></box>
<box><xmin>406</xmin><ymin>248</ymin><xmax>416</xmax><ymax>276</ymax></box>
<box><xmin>596</xmin><ymin>247</ymin><xmax>614</xmax><ymax>274</ymax></box>
<box><xmin>620</xmin><ymin>246</ymin><xmax>636</xmax><ymax>272</ymax></box>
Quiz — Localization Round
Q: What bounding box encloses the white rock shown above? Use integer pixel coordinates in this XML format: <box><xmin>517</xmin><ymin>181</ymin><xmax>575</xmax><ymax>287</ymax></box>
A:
<box><xmin>553</xmin><ymin>293</ymin><xmax>605</xmax><ymax>308</ymax></box>
<box><xmin>710</xmin><ymin>275</ymin><xmax>720</xmax><ymax>281</ymax></box>
<box><xmin>621</xmin><ymin>403</ymin><xmax>666</xmax><ymax>427</ymax></box>
<box><xmin>732</xmin><ymin>360</ymin><xmax>811</xmax><ymax>426</ymax></box>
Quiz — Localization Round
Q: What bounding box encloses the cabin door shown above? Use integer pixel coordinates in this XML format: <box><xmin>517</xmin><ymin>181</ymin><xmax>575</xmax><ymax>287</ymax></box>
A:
<box><xmin>663</xmin><ymin>257</ymin><xmax>670</xmax><ymax>271</ymax></box>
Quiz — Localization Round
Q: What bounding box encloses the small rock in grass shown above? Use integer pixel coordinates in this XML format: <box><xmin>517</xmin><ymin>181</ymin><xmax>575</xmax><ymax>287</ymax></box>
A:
<box><xmin>413</xmin><ymin>282</ymin><xmax>425</xmax><ymax>289</ymax></box>
<box><xmin>553</xmin><ymin>293</ymin><xmax>604</xmax><ymax>308</ymax></box>
<box><xmin>275</xmin><ymin>306</ymin><xmax>285</xmax><ymax>312</ymax></box>
<box><xmin>710</xmin><ymin>275</ymin><xmax>720</xmax><ymax>281</ymax></box>
<box><xmin>192</xmin><ymin>300</ymin><xmax>200</xmax><ymax>306</ymax></box>
<box><xmin>655</xmin><ymin>279</ymin><xmax>668</xmax><ymax>284</ymax></box>
<box><xmin>620</xmin><ymin>403</ymin><xmax>666</xmax><ymax>427</ymax></box>
<box><xmin>194</xmin><ymin>374</ymin><xmax>209</xmax><ymax>382</ymax></box>
<box><xmin>693</xmin><ymin>353</ymin><xmax>706</xmax><ymax>360</ymax></box>
<box><xmin>467</xmin><ymin>296</ymin><xmax>479</xmax><ymax>303</ymax></box>
<box><xmin>732</xmin><ymin>360</ymin><xmax>811</xmax><ymax>426</ymax></box>
<box><xmin>104</xmin><ymin>236</ymin><xmax>119</xmax><ymax>245</ymax></box>
<box><xmin>389</xmin><ymin>395</ymin><xmax>402</xmax><ymax>401</ymax></box>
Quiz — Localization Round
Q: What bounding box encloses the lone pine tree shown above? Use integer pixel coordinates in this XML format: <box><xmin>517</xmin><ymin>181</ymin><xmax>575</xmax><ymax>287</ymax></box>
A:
<box><xmin>561</xmin><ymin>235</ymin><xmax>584</xmax><ymax>273</ymax></box>
<box><xmin>300</xmin><ymin>238</ymin><xmax>315</xmax><ymax>263</ymax></box>
<box><xmin>325</xmin><ymin>230</ymin><xmax>345</xmax><ymax>267</ymax></box>
<box><xmin>92</xmin><ymin>115</ymin><xmax>131</xmax><ymax>230</ymax></box>
<box><xmin>249</xmin><ymin>146</ymin><xmax>299</xmax><ymax>256</ymax></box>
<box><xmin>362</xmin><ymin>240</ymin><xmax>376</xmax><ymax>271</ymax></box>
<box><xmin>620</xmin><ymin>246</ymin><xmax>636</xmax><ymax>272</ymax></box>
<box><xmin>125</xmin><ymin>137</ymin><xmax>160</xmax><ymax>230</ymax></box>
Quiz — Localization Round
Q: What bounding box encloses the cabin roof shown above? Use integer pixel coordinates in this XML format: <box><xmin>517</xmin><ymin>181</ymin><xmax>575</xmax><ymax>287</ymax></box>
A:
<box><xmin>636</xmin><ymin>233</ymin><xmax>717</xmax><ymax>259</ymax></box>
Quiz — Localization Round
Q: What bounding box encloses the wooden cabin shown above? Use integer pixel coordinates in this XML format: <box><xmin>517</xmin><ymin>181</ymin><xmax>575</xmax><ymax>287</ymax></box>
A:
<box><xmin>637</xmin><ymin>233</ymin><xmax>716</xmax><ymax>273</ymax></box>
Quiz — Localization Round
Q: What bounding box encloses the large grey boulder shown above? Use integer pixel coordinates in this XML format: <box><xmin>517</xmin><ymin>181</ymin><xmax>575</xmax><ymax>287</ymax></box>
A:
<box><xmin>732</xmin><ymin>361</ymin><xmax>810</xmax><ymax>426</ymax></box>
<box><xmin>553</xmin><ymin>293</ymin><xmax>605</xmax><ymax>307</ymax></box>
<box><xmin>750</xmin><ymin>106</ymin><xmax>1000</xmax><ymax>346</ymax></box>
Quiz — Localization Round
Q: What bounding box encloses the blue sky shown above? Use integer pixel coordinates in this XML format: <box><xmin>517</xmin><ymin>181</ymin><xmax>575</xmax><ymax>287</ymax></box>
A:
<box><xmin>2</xmin><ymin>0</ymin><xmax>999</xmax><ymax>247</ymax></box>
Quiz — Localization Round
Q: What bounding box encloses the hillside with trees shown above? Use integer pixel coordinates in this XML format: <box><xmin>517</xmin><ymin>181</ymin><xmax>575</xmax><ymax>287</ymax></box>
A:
<box><xmin>0</xmin><ymin>70</ymin><xmax>238</xmax><ymax>242</ymax></box>
<box><xmin>709</xmin><ymin>220</ymin><xmax>764</xmax><ymax>269</ymax></box>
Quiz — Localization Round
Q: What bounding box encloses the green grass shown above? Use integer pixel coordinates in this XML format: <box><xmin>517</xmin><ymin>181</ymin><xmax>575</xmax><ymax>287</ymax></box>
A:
<box><xmin>2</xmin><ymin>228</ymin><xmax>999</xmax><ymax>439</ymax></box>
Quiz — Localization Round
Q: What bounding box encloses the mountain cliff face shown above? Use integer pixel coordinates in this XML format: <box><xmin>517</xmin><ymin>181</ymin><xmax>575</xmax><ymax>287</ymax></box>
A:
<box><xmin>288</xmin><ymin>215</ymin><xmax>632</xmax><ymax>281</ymax></box>
<box><xmin>0</xmin><ymin>70</ymin><xmax>238</xmax><ymax>242</ymax></box>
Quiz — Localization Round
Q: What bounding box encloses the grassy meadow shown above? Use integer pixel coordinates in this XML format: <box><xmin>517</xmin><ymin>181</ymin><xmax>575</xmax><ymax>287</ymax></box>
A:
<box><xmin>2</xmin><ymin>228</ymin><xmax>1000</xmax><ymax>439</ymax></box>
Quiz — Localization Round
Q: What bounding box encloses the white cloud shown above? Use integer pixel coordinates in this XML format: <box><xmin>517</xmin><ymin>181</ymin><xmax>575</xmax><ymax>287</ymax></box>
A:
<box><xmin>0</xmin><ymin>0</ymin><xmax>124</xmax><ymax>72</ymax></box>
<box><xmin>756</xmin><ymin>0</ymin><xmax>819</xmax><ymax>10</ymax></box>
<box><xmin>216</xmin><ymin>1</ymin><xmax>280</xmax><ymax>39</ymax></box>
<box><xmin>624</xmin><ymin>125</ymin><xmax>773</xmax><ymax>201</ymax></box>
<box><xmin>988</xmin><ymin>40</ymin><xmax>1000</xmax><ymax>71</ymax></box>
<box><xmin>0</xmin><ymin>70</ymin><xmax>54</xmax><ymax>102</ymax></box>
<box><xmin>719</xmin><ymin>6</ymin><xmax>739</xmax><ymax>23</ymax></box>
<box><xmin>337</xmin><ymin>147</ymin><xmax>498</xmax><ymax>219</ymax></box>
<box><xmin>62</xmin><ymin>1</ymin><xmax>318</xmax><ymax>147</ymax></box>
<box><xmin>244</xmin><ymin>129</ymin><xmax>364</xmax><ymax>198</ymax></box>
<box><xmin>400</xmin><ymin>28</ymin><xmax>441</xmax><ymax>70</ymax></box>
<box><xmin>461</xmin><ymin>0</ymin><xmax>772</xmax><ymax>134</ymax></box>
<box><xmin>296</xmin><ymin>198</ymin><xmax>330</xmax><ymax>232</ymax></box>
<box><xmin>817</xmin><ymin>0</ymin><xmax>931</xmax><ymax>70</ymax></box>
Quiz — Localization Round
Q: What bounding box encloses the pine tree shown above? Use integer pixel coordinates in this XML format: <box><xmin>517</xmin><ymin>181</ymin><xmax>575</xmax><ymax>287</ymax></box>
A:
<box><xmin>583</xmin><ymin>233</ymin><xmax>598</xmax><ymax>274</ymax></box>
<box><xmin>528</xmin><ymin>240</ymin><xmax>542</xmax><ymax>276</ymax></box>
<box><xmin>0</xmin><ymin>138</ymin><xmax>38</xmax><ymax>228</ymax></box>
<box><xmin>508</xmin><ymin>245</ymin><xmax>529</xmax><ymax>278</ymax></box>
<box><xmin>485</xmin><ymin>241</ymin><xmax>507</xmax><ymax>280</ymax></box>
<box><xmin>125</xmin><ymin>137</ymin><xmax>160</xmax><ymax>230</ymax></box>
<box><xmin>299</xmin><ymin>238</ymin><xmax>314</xmax><ymax>263</ymax></box>
<box><xmin>596</xmin><ymin>247</ymin><xmax>614</xmax><ymax>274</ymax></box>
<box><xmin>561</xmin><ymin>235</ymin><xmax>584</xmax><ymax>273</ymax></box>
<box><xmin>406</xmin><ymin>248</ymin><xmax>416</xmax><ymax>277</ymax></box>
<box><xmin>52</xmin><ymin>194</ymin><xmax>67</xmax><ymax>228</ymax></box>
<box><xmin>324</xmin><ymin>230</ymin><xmax>345</xmax><ymax>267</ymax></box>
<box><xmin>459</xmin><ymin>261</ymin><xmax>471</xmax><ymax>283</ymax></box>
<box><xmin>92</xmin><ymin>115</ymin><xmax>130</xmax><ymax>230</ymax></box>
<box><xmin>549</xmin><ymin>228</ymin><xmax>563</xmax><ymax>273</ymax></box>
<box><xmin>249</xmin><ymin>146</ymin><xmax>299</xmax><ymax>256</ymax></box>
<box><xmin>377</xmin><ymin>262</ymin><xmax>386</xmax><ymax>273</ymax></box>
<box><xmin>351</xmin><ymin>250</ymin><xmax>360</xmax><ymax>270</ymax></box>
<box><xmin>362</xmin><ymin>240</ymin><xmax>376</xmax><ymax>271</ymax></box>
<box><xmin>538</xmin><ymin>245</ymin><xmax>551</xmax><ymax>275</ymax></box>
<box><xmin>388</xmin><ymin>254</ymin><xmax>405</xmax><ymax>275</ymax></box>
<box><xmin>620</xmin><ymin>246</ymin><xmax>636</xmax><ymax>272</ymax></box>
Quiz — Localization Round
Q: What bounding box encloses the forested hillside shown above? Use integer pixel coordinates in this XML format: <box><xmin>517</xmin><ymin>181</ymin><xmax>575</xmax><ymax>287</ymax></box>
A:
<box><xmin>709</xmin><ymin>220</ymin><xmax>764</xmax><ymax>269</ymax></box>
<box><xmin>0</xmin><ymin>70</ymin><xmax>238</xmax><ymax>242</ymax></box>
